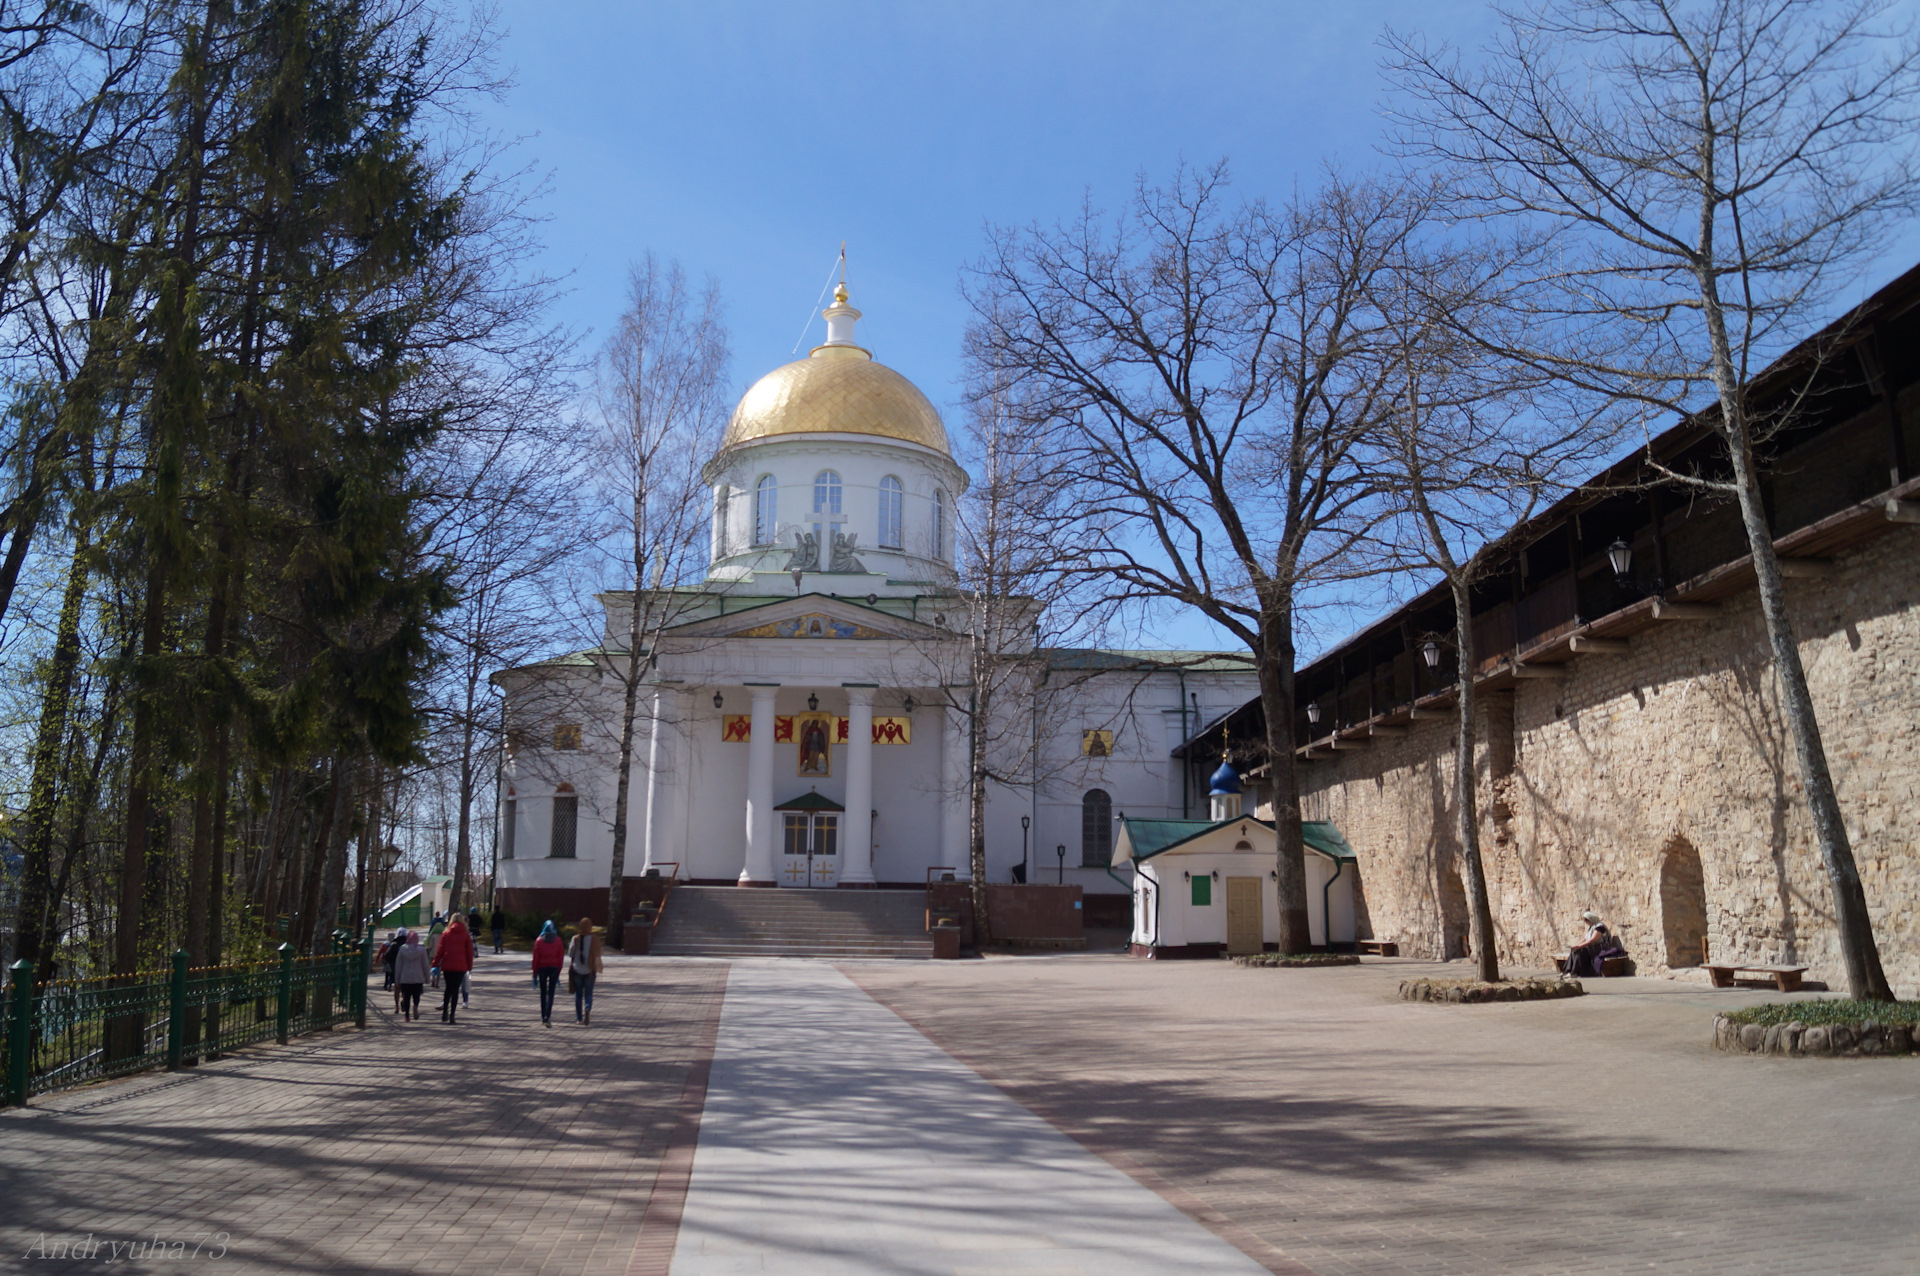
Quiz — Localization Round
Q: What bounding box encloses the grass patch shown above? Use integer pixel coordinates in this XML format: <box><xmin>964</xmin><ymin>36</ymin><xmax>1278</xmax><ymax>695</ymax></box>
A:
<box><xmin>1234</xmin><ymin>953</ymin><xmax>1362</xmax><ymax>968</ymax></box>
<box><xmin>1722</xmin><ymin>999</ymin><xmax>1920</xmax><ymax>1028</ymax></box>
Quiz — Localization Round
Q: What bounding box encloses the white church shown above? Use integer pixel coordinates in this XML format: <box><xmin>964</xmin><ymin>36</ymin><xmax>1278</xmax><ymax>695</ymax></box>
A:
<box><xmin>492</xmin><ymin>282</ymin><xmax>1259</xmax><ymax>926</ymax></box>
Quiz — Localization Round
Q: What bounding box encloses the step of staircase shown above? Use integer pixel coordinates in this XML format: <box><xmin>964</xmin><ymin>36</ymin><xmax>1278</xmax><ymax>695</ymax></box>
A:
<box><xmin>649</xmin><ymin>886</ymin><xmax>935</xmax><ymax>959</ymax></box>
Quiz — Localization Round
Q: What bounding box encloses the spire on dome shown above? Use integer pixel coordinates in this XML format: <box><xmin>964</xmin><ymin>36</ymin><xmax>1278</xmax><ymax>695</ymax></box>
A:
<box><xmin>818</xmin><ymin>247</ymin><xmax>864</xmax><ymax>352</ymax></box>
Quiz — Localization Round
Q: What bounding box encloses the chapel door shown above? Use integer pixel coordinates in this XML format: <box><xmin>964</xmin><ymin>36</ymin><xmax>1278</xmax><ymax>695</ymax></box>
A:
<box><xmin>1225</xmin><ymin>877</ymin><xmax>1264</xmax><ymax>956</ymax></box>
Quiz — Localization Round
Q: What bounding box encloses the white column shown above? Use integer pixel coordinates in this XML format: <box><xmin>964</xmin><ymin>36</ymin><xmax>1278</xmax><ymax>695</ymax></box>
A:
<box><xmin>841</xmin><ymin>685</ymin><xmax>876</xmax><ymax>886</ymax></box>
<box><xmin>938</xmin><ymin>695</ymin><xmax>971</xmax><ymax>875</ymax></box>
<box><xmin>642</xmin><ymin>686</ymin><xmax>686</xmax><ymax>875</ymax></box>
<box><xmin>741</xmin><ymin>684</ymin><xmax>779</xmax><ymax>885</ymax></box>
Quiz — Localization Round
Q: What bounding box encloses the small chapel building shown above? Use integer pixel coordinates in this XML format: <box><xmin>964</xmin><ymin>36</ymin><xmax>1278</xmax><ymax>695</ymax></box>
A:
<box><xmin>492</xmin><ymin>283</ymin><xmax>1259</xmax><ymax>922</ymax></box>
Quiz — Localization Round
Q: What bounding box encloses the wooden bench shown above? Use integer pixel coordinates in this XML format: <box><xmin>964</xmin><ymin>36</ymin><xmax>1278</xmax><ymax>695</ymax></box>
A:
<box><xmin>1704</xmin><ymin>963</ymin><xmax>1807</xmax><ymax>992</ymax></box>
<box><xmin>1355</xmin><ymin>940</ymin><xmax>1398</xmax><ymax>957</ymax></box>
<box><xmin>1553</xmin><ymin>952</ymin><xmax>1630</xmax><ymax>977</ymax></box>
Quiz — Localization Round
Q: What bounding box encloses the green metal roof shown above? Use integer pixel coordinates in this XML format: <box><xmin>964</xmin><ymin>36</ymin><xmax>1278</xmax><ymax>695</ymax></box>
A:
<box><xmin>1117</xmin><ymin>816</ymin><xmax>1358</xmax><ymax>863</ymax></box>
<box><xmin>774</xmin><ymin>791</ymin><xmax>845</xmax><ymax>812</ymax></box>
<box><xmin>1302</xmin><ymin>821</ymin><xmax>1358</xmax><ymax>862</ymax></box>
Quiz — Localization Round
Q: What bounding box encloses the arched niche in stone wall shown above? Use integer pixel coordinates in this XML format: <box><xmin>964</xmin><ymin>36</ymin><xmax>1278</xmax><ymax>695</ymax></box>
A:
<box><xmin>1657</xmin><ymin>835</ymin><xmax>1709</xmax><ymax>968</ymax></box>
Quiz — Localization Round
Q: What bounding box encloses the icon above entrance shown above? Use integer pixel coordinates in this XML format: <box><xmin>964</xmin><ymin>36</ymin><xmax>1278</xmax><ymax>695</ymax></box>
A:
<box><xmin>776</xmin><ymin>790</ymin><xmax>845</xmax><ymax>888</ymax></box>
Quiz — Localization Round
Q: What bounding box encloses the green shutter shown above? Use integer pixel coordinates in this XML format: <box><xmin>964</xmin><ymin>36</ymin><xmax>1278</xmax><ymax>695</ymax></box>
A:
<box><xmin>1191</xmin><ymin>875</ymin><xmax>1211</xmax><ymax>906</ymax></box>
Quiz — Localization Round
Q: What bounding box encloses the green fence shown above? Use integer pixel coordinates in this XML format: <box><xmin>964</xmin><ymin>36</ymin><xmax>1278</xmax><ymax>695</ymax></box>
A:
<box><xmin>3</xmin><ymin>939</ymin><xmax>372</xmax><ymax>1106</ymax></box>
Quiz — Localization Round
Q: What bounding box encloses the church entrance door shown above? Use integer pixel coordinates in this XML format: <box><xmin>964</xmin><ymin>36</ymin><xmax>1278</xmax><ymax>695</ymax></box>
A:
<box><xmin>781</xmin><ymin>813</ymin><xmax>840</xmax><ymax>888</ymax></box>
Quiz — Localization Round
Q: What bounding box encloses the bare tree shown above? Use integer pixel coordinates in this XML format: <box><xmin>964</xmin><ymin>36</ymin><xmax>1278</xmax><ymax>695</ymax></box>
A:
<box><xmin>592</xmin><ymin>256</ymin><xmax>728</xmax><ymax>945</ymax></box>
<box><xmin>1387</xmin><ymin>0</ymin><xmax>1920</xmax><ymax>999</ymax></box>
<box><xmin>1367</xmin><ymin>244</ymin><xmax>1613</xmax><ymax>981</ymax></box>
<box><xmin>913</xmin><ymin>369</ymin><xmax>1123</xmax><ymax>942</ymax></box>
<box><xmin>965</xmin><ymin>165</ymin><xmax>1424</xmax><ymax>951</ymax></box>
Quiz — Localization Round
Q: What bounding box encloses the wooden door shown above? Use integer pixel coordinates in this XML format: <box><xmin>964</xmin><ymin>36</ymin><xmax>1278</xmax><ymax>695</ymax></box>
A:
<box><xmin>1225</xmin><ymin>877</ymin><xmax>1263</xmax><ymax>956</ymax></box>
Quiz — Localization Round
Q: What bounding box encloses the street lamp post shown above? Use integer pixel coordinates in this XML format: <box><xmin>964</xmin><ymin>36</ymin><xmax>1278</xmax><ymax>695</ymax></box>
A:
<box><xmin>1056</xmin><ymin>844</ymin><xmax>1066</xmax><ymax>885</ymax></box>
<box><xmin>1020</xmin><ymin>815</ymin><xmax>1030</xmax><ymax>884</ymax></box>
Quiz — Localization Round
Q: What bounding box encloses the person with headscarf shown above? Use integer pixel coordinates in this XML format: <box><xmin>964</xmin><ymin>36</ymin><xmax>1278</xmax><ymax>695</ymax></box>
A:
<box><xmin>432</xmin><ymin>912</ymin><xmax>475</xmax><ymax>1024</ymax></box>
<box><xmin>1565</xmin><ymin>910</ymin><xmax>1625</xmax><ymax>977</ymax></box>
<box><xmin>569</xmin><ymin>918</ymin><xmax>605</xmax><ymax>1026</ymax></box>
<box><xmin>393</xmin><ymin>930</ymin><xmax>432</xmax><ymax>1022</ymax></box>
<box><xmin>531</xmin><ymin>921</ymin><xmax>566</xmax><ymax>1026</ymax></box>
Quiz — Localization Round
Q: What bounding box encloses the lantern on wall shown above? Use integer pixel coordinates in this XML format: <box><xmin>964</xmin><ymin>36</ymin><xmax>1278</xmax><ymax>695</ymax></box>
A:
<box><xmin>1608</xmin><ymin>538</ymin><xmax>1633</xmax><ymax>583</ymax></box>
<box><xmin>712</xmin><ymin>691</ymin><xmax>724</xmax><ymax>710</ymax></box>
<box><xmin>1306</xmin><ymin>701</ymin><xmax>1322</xmax><ymax>725</ymax></box>
<box><xmin>1421</xmin><ymin>639</ymin><xmax>1442</xmax><ymax>669</ymax></box>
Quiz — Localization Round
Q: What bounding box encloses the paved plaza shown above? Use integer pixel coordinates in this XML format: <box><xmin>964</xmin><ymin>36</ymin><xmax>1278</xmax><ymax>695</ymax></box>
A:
<box><xmin>3</xmin><ymin>953</ymin><xmax>1917</xmax><ymax>1275</ymax></box>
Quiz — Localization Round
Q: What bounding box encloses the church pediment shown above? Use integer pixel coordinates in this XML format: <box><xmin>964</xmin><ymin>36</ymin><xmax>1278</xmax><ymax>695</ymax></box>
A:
<box><xmin>671</xmin><ymin>595</ymin><xmax>948</xmax><ymax>643</ymax></box>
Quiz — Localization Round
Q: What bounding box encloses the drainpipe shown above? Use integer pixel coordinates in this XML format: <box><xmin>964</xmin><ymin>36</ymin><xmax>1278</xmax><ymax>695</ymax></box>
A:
<box><xmin>1320</xmin><ymin>856</ymin><xmax>1345</xmax><ymax>952</ymax></box>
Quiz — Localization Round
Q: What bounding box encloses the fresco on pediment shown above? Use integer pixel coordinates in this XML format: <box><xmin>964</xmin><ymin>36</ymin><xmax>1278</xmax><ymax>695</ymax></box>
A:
<box><xmin>735</xmin><ymin>612</ymin><xmax>889</xmax><ymax>640</ymax></box>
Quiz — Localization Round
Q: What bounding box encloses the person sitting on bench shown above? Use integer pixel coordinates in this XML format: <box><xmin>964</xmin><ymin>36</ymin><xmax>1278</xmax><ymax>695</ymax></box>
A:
<box><xmin>1565</xmin><ymin>910</ymin><xmax>1626</xmax><ymax>976</ymax></box>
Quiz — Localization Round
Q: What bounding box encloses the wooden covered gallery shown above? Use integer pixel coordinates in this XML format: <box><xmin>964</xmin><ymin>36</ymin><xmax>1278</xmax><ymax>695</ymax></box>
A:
<box><xmin>1179</xmin><ymin>262</ymin><xmax>1920</xmax><ymax>991</ymax></box>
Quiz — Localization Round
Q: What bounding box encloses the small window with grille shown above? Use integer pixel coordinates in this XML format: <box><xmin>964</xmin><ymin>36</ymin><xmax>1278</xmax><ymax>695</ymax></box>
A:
<box><xmin>550</xmin><ymin>792</ymin><xmax>578</xmax><ymax>859</ymax></box>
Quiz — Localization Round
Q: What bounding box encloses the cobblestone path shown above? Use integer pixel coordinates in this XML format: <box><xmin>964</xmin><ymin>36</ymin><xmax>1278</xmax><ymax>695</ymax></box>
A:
<box><xmin>0</xmin><ymin>955</ymin><xmax>726</xmax><ymax>1276</ymax></box>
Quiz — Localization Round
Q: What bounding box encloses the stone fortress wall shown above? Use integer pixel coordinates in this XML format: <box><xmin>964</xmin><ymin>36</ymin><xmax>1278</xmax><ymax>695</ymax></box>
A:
<box><xmin>1298</xmin><ymin>525</ymin><xmax>1920</xmax><ymax>998</ymax></box>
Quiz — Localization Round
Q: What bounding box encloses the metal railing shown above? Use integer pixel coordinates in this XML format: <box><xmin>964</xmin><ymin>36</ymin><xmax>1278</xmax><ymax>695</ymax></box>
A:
<box><xmin>4</xmin><ymin>938</ymin><xmax>373</xmax><ymax>1106</ymax></box>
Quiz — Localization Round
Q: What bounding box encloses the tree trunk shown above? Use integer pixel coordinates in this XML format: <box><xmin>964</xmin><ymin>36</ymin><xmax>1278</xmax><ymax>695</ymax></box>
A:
<box><xmin>1697</xmin><ymin>273</ymin><xmax>1892</xmax><ymax>1001</ymax></box>
<box><xmin>16</xmin><ymin>528</ymin><xmax>90</xmax><ymax>974</ymax></box>
<box><xmin>294</xmin><ymin>764</ymin><xmax>341</xmax><ymax>953</ymax></box>
<box><xmin>314</xmin><ymin>763</ymin><xmax>359</xmax><ymax>953</ymax></box>
<box><xmin>606</xmin><ymin>595</ymin><xmax>647</xmax><ymax>949</ymax></box>
<box><xmin>1256</xmin><ymin>605</ymin><xmax>1310</xmax><ymax>953</ymax></box>
<box><xmin>967</xmin><ymin>688</ymin><xmax>991</xmax><ymax>946</ymax></box>
<box><xmin>115</xmin><ymin>554</ymin><xmax>170</xmax><ymax>975</ymax></box>
<box><xmin>1450</xmin><ymin>576</ymin><xmax>1500</xmax><ymax>983</ymax></box>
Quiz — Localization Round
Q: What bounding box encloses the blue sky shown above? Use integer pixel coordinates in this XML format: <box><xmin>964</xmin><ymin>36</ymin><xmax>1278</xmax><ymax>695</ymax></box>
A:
<box><xmin>474</xmin><ymin>0</ymin><xmax>1488</xmax><ymax>651</ymax></box>
<box><xmin>473</xmin><ymin>0</ymin><xmax>1483</xmax><ymax>402</ymax></box>
<box><xmin>473</xmin><ymin>0</ymin><xmax>1920</xmax><ymax>654</ymax></box>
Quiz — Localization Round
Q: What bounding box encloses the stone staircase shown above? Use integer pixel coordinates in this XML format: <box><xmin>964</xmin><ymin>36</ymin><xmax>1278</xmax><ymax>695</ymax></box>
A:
<box><xmin>648</xmin><ymin>886</ymin><xmax>935</xmax><ymax>959</ymax></box>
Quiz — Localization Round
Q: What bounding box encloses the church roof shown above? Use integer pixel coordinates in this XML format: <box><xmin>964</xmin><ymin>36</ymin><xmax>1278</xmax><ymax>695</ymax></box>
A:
<box><xmin>717</xmin><ymin>284</ymin><xmax>951</xmax><ymax>456</ymax></box>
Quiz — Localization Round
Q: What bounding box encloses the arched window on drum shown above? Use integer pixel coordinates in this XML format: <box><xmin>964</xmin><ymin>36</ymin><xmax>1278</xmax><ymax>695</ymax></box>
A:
<box><xmin>932</xmin><ymin>487</ymin><xmax>950</xmax><ymax>561</ymax></box>
<box><xmin>753</xmin><ymin>475</ymin><xmax>777</xmax><ymax>546</ymax></box>
<box><xmin>813</xmin><ymin>470</ymin><xmax>842</xmax><ymax>515</ymax></box>
<box><xmin>878</xmin><ymin>476</ymin><xmax>904</xmax><ymax>548</ymax></box>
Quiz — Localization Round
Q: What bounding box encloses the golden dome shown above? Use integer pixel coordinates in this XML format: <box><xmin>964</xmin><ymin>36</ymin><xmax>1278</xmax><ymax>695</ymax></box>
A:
<box><xmin>719</xmin><ymin>345</ymin><xmax>951</xmax><ymax>455</ymax></box>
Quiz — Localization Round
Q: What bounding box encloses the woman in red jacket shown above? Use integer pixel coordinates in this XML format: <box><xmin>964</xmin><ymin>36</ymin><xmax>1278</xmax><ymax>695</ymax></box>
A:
<box><xmin>530</xmin><ymin>920</ymin><xmax>565</xmax><ymax>1026</ymax></box>
<box><xmin>431</xmin><ymin>915</ymin><xmax>476</xmax><ymax>1024</ymax></box>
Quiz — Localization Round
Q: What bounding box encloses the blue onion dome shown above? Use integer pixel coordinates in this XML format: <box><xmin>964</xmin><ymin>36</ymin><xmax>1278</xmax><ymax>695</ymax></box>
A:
<box><xmin>1208</xmin><ymin>760</ymin><xmax>1243</xmax><ymax>796</ymax></box>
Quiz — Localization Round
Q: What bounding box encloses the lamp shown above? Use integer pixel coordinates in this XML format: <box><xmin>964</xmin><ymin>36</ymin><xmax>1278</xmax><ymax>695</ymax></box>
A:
<box><xmin>1020</xmin><ymin>815</ymin><xmax>1030</xmax><ymax>882</ymax></box>
<box><xmin>1057</xmin><ymin>844</ymin><xmax>1066</xmax><ymax>884</ymax></box>
<box><xmin>791</xmin><ymin>567</ymin><xmax>803</xmax><ymax>591</ymax></box>
<box><xmin>1421</xmin><ymin>639</ymin><xmax>1442</xmax><ymax>669</ymax></box>
<box><xmin>866</xmin><ymin>592</ymin><xmax>877</xmax><ymax>605</ymax></box>
<box><xmin>902</xmin><ymin>694</ymin><xmax>916</xmax><ymax>714</ymax></box>
<box><xmin>807</xmin><ymin>692</ymin><xmax>819</xmax><ymax>712</ymax></box>
<box><xmin>712</xmin><ymin>691</ymin><xmax>724</xmax><ymax>710</ymax></box>
<box><xmin>1607</xmin><ymin>538</ymin><xmax>1633</xmax><ymax>582</ymax></box>
<box><xmin>1306</xmin><ymin>701</ymin><xmax>1322</xmax><ymax>725</ymax></box>
<box><xmin>1212</xmin><ymin>869</ymin><xmax>1220</xmax><ymax>881</ymax></box>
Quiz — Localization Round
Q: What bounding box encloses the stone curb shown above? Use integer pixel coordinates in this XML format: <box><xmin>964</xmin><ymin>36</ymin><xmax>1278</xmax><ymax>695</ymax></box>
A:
<box><xmin>1234</xmin><ymin>953</ymin><xmax>1362</xmax><ymax>968</ymax></box>
<box><xmin>1712</xmin><ymin>1014</ymin><xmax>1916</xmax><ymax>1057</ymax></box>
<box><xmin>1398</xmin><ymin>977</ymin><xmax>1584</xmax><ymax>1004</ymax></box>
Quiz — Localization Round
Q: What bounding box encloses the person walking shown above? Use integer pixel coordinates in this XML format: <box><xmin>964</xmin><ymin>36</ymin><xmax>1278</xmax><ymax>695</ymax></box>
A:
<box><xmin>569</xmin><ymin>918</ymin><xmax>604</xmax><ymax>1026</ymax></box>
<box><xmin>433</xmin><ymin>914</ymin><xmax>475</xmax><ymax>1024</ymax></box>
<box><xmin>379</xmin><ymin>930</ymin><xmax>404</xmax><ymax>1014</ymax></box>
<box><xmin>531</xmin><ymin>921</ymin><xmax>565</xmax><ymax>1026</ymax></box>
<box><xmin>393</xmin><ymin>930</ymin><xmax>430</xmax><ymax>1022</ymax></box>
<box><xmin>460</xmin><ymin>914</ymin><xmax>477</xmax><ymax>1009</ymax></box>
<box><xmin>490</xmin><ymin>909</ymin><xmax>507</xmax><ymax>955</ymax></box>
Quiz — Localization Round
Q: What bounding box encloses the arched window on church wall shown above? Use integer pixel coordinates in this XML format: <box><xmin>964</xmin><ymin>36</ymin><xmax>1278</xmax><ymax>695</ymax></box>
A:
<box><xmin>754</xmin><ymin>475</ymin><xmax>777</xmax><ymax>546</ymax></box>
<box><xmin>550</xmin><ymin>784</ymin><xmax>578</xmax><ymax>860</ymax></box>
<box><xmin>878</xmin><ymin>475</ymin><xmax>903</xmax><ymax>548</ymax></box>
<box><xmin>932</xmin><ymin>487</ymin><xmax>949</xmax><ymax>561</ymax></box>
<box><xmin>1081</xmin><ymin>789</ymin><xmax>1113</xmax><ymax>866</ymax></box>
<box><xmin>712</xmin><ymin>484</ymin><xmax>730</xmax><ymax>558</ymax></box>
